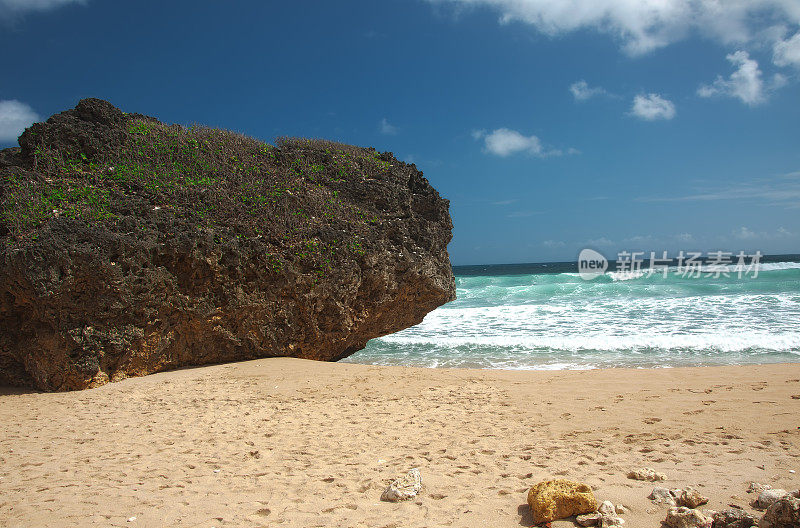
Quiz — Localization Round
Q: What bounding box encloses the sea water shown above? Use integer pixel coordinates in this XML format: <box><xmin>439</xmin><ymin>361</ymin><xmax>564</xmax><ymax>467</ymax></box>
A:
<box><xmin>342</xmin><ymin>255</ymin><xmax>800</xmax><ymax>369</ymax></box>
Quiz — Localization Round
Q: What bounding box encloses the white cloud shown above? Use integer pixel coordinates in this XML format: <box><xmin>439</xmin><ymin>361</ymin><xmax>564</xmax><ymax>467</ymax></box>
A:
<box><xmin>379</xmin><ymin>118</ymin><xmax>398</xmax><ymax>135</ymax></box>
<box><xmin>543</xmin><ymin>240</ymin><xmax>566</xmax><ymax>248</ymax></box>
<box><xmin>698</xmin><ymin>51</ymin><xmax>770</xmax><ymax>105</ymax></box>
<box><xmin>733</xmin><ymin>226</ymin><xmax>794</xmax><ymax>240</ymax></box>
<box><xmin>586</xmin><ymin>236</ymin><xmax>615</xmax><ymax>247</ymax></box>
<box><xmin>485</xmin><ymin>128</ymin><xmax>543</xmax><ymax>157</ymax></box>
<box><xmin>625</xmin><ymin>234</ymin><xmax>655</xmax><ymax>244</ymax></box>
<box><xmin>773</xmin><ymin>31</ymin><xmax>800</xmax><ymax>68</ymax></box>
<box><xmin>426</xmin><ymin>0</ymin><xmax>800</xmax><ymax>56</ymax></box>
<box><xmin>0</xmin><ymin>99</ymin><xmax>38</xmax><ymax>142</ymax></box>
<box><xmin>473</xmin><ymin>127</ymin><xmax>569</xmax><ymax>157</ymax></box>
<box><xmin>569</xmin><ymin>80</ymin><xmax>606</xmax><ymax>101</ymax></box>
<box><xmin>733</xmin><ymin>226</ymin><xmax>758</xmax><ymax>240</ymax></box>
<box><xmin>630</xmin><ymin>93</ymin><xmax>676</xmax><ymax>120</ymax></box>
<box><xmin>1</xmin><ymin>0</ymin><xmax>84</xmax><ymax>14</ymax></box>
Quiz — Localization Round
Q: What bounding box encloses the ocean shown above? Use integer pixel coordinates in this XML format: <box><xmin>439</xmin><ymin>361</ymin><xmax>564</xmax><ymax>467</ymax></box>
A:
<box><xmin>342</xmin><ymin>254</ymin><xmax>800</xmax><ymax>369</ymax></box>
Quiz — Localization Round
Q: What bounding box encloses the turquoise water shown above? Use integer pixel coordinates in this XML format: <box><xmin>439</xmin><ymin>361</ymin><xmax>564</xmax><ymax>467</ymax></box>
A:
<box><xmin>342</xmin><ymin>258</ymin><xmax>800</xmax><ymax>369</ymax></box>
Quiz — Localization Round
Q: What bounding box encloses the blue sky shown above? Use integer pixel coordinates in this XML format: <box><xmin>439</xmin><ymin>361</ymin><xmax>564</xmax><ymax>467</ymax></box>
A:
<box><xmin>1</xmin><ymin>0</ymin><xmax>798</xmax><ymax>265</ymax></box>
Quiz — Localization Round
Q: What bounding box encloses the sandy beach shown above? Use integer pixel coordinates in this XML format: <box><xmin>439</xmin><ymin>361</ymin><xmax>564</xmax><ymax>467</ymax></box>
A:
<box><xmin>1</xmin><ymin>360</ymin><xmax>799</xmax><ymax>527</ymax></box>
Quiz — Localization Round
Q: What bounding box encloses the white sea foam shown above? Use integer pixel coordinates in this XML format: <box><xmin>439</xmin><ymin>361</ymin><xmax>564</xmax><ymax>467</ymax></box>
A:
<box><xmin>757</xmin><ymin>261</ymin><xmax>800</xmax><ymax>271</ymax></box>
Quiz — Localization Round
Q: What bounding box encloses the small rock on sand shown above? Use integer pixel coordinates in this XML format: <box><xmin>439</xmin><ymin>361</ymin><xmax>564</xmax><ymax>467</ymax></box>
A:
<box><xmin>755</xmin><ymin>489</ymin><xmax>789</xmax><ymax>510</ymax></box>
<box><xmin>664</xmin><ymin>506</ymin><xmax>713</xmax><ymax>528</ymax></box>
<box><xmin>758</xmin><ymin>496</ymin><xmax>800</xmax><ymax>528</ymax></box>
<box><xmin>575</xmin><ymin>503</ymin><xmax>625</xmax><ymax>527</ymax></box>
<box><xmin>380</xmin><ymin>468</ymin><xmax>422</xmax><ymax>502</ymax></box>
<box><xmin>650</xmin><ymin>487</ymin><xmax>678</xmax><ymax>506</ymax></box>
<box><xmin>712</xmin><ymin>508</ymin><xmax>759</xmax><ymax>528</ymax></box>
<box><xmin>678</xmin><ymin>487</ymin><xmax>709</xmax><ymax>508</ymax></box>
<box><xmin>748</xmin><ymin>482</ymin><xmax>772</xmax><ymax>494</ymax></box>
<box><xmin>628</xmin><ymin>467</ymin><xmax>667</xmax><ymax>481</ymax></box>
<box><xmin>598</xmin><ymin>501</ymin><xmax>626</xmax><ymax>527</ymax></box>
<box><xmin>598</xmin><ymin>501</ymin><xmax>616</xmax><ymax>516</ymax></box>
<box><xmin>526</xmin><ymin>479</ymin><xmax>598</xmax><ymax>525</ymax></box>
<box><xmin>600</xmin><ymin>515</ymin><xmax>625</xmax><ymax>527</ymax></box>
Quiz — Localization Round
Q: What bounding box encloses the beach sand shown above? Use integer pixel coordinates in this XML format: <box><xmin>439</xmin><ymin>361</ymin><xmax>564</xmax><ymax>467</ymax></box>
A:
<box><xmin>1</xmin><ymin>359</ymin><xmax>799</xmax><ymax>527</ymax></box>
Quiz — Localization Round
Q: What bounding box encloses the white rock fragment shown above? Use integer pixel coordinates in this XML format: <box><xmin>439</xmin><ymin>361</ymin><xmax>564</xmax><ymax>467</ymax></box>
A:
<box><xmin>127</xmin><ymin>517</ymin><xmax>136</xmax><ymax>523</ymax></box>
<box><xmin>380</xmin><ymin>468</ymin><xmax>422</xmax><ymax>502</ymax></box>
<box><xmin>581</xmin><ymin>500</ymin><xmax>626</xmax><ymax>527</ymax></box>
<box><xmin>576</xmin><ymin>512</ymin><xmax>603</xmax><ymax>526</ymax></box>
<box><xmin>599</xmin><ymin>501</ymin><xmax>616</xmax><ymax>516</ymax></box>
<box><xmin>601</xmin><ymin>515</ymin><xmax>625</xmax><ymax>527</ymax></box>
<box><xmin>628</xmin><ymin>467</ymin><xmax>667</xmax><ymax>481</ymax></box>
<box><xmin>615</xmin><ymin>504</ymin><xmax>629</xmax><ymax>515</ymax></box>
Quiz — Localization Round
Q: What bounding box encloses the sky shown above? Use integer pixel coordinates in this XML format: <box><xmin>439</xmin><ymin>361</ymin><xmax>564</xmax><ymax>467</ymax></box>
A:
<box><xmin>1</xmin><ymin>0</ymin><xmax>799</xmax><ymax>265</ymax></box>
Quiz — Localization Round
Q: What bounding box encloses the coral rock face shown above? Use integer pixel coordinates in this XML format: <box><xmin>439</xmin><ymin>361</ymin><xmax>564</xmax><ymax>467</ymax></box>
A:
<box><xmin>526</xmin><ymin>479</ymin><xmax>599</xmax><ymax>525</ymax></box>
<box><xmin>0</xmin><ymin>99</ymin><xmax>455</xmax><ymax>391</ymax></box>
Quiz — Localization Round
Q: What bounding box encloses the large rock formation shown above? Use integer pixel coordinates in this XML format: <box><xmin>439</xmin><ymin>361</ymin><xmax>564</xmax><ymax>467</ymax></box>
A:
<box><xmin>0</xmin><ymin>99</ymin><xmax>455</xmax><ymax>391</ymax></box>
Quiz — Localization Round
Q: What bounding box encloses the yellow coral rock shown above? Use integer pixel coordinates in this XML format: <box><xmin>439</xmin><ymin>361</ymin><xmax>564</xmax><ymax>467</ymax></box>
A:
<box><xmin>527</xmin><ymin>479</ymin><xmax>599</xmax><ymax>524</ymax></box>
